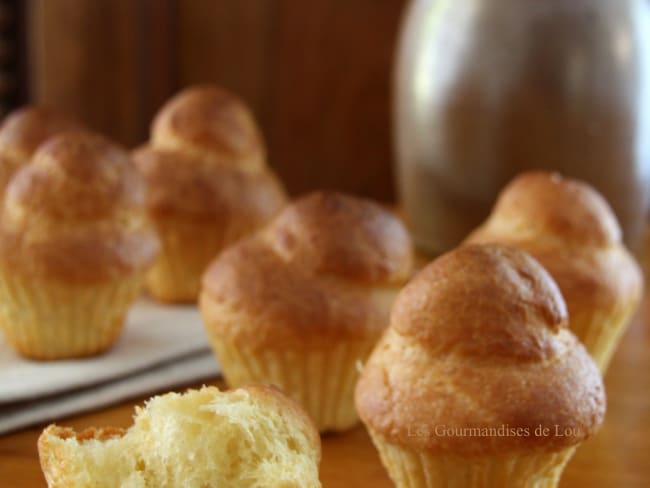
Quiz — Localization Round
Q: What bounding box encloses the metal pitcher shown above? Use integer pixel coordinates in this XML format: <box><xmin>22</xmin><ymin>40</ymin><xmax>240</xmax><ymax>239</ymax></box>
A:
<box><xmin>395</xmin><ymin>0</ymin><xmax>650</xmax><ymax>253</ymax></box>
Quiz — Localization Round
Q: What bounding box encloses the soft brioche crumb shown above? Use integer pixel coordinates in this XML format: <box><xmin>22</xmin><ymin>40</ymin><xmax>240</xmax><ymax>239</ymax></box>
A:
<box><xmin>38</xmin><ymin>386</ymin><xmax>321</xmax><ymax>488</ymax></box>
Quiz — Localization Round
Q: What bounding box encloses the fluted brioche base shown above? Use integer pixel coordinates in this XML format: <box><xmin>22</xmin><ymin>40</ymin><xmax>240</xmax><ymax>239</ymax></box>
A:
<box><xmin>146</xmin><ymin>217</ymin><xmax>255</xmax><ymax>303</ymax></box>
<box><xmin>369</xmin><ymin>432</ymin><xmax>575</xmax><ymax>488</ymax></box>
<box><xmin>573</xmin><ymin>304</ymin><xmax>638</xmax><ymax>373</ymax></box>
<box><xmin>211</xmin><ymin>339</ymin><xmax>377</xmax><ymax>432</ymax></box>
<box><xmin>0</xmin><ymin>270</ymin><xmax>144</xmax><ymax>360</ymax></box>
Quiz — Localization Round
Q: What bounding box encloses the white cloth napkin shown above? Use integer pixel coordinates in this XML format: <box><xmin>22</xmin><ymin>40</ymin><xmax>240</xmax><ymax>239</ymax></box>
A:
<box><xmin>0</xmin><ymin>298</ymin><xmax>221</xmax><ymax>435</ymax></box>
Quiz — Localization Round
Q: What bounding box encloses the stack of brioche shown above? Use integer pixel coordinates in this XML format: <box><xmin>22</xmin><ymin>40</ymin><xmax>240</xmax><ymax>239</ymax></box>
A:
<box><xmin>200</xmin><ymin>191</ymin><xmax>414</xmax><ymax>432</ymax></box>
<box><xmin>0</xmin><ymin>129</ymin><xmax>159</xmax><ymax>359</ymax></box>
<box><xmin>133</xmin><ymin>85</ymin><xmax>286</xmax><ymax>303</ymax></box>
<box><xmin>355</xmin><ymin>244</ymin><xmax>606</xmax><ymax>487</ymax></box>
<box><xmin>0</xmin><ymin>87</ymin><xmax>640</xmax><ymax>487</ymax></box>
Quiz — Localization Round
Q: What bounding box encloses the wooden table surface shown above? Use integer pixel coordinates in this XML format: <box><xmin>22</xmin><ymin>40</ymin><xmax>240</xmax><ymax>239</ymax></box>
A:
<box><xmin>1</xmin><ymin>298</ymin><xmax>649</xmax><ymax>487</ymax></box>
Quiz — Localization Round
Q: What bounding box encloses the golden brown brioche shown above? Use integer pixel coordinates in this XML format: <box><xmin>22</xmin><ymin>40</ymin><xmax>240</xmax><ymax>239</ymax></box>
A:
<box><xmin>133</xmin><ymin>146</ymin><xmax>285</xmax><ymax>223</ymax></box>
<box><xmin>202</xmin><ymin>191</ymin><xmax>414</xmax><ymax>350</ymax></box>
<box><xmin>263</xmin><ymin>190</ymin><xmax>414</xmax><ymax>284</ymax></box>
<box><xmin>466</xmin><ymin>171</ymin><xmax>643</xmax><ymax>371</ymax></box>
<box><xmin>0</xmin><ymin>106</ymin><xmax>79</xmax><ymax>191</ymax></box>
<box><xmin>355</xmin><ymin>244</ymin><xmax>605</xmax><ymax>487</ymax></box>
<box><xmin>0</xmin><ymin>130</ymin><xmax>158</xmax><ymax>283</ymax></box>
<box><xmin>135</xmin><ymin>84</ymin><xmax>287</xmax><ymax>303</ymax></box>
<box><xmin>151</xmin><ymin>84</ymin><xmax>264</xmax><ymax>172</ymax></box>
<box><xmin>200</xmin><ymin>192</ymin><xmax>414</xmax><ymax>431</ymax></box>
<box><xmin>38</xmin><ymin>385</ymin><xmax>321</xmax><ymax>488</ymax></box>
<box><xmin>0</xmin><ymin>130</ymin><xmax>159</xmax><ymax>359</ymax></box>
<box><xmin>0</xmin><ymin>106</ymin><xmax>79</xmax><ymax>167</ymax></box>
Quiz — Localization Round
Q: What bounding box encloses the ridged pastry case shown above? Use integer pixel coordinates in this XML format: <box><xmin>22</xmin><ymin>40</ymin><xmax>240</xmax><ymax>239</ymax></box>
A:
<box><xmin>395</xmin><ymin>0</ymin><xmax>650</xmax><ymax>254</ymax></box>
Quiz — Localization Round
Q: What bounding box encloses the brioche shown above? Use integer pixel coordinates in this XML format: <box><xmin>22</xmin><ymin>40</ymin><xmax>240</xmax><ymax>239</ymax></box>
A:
<box><xmin>151</xmin><ymin>84</ymin><xmax>264</xmax><ymax>171</ymax></box>
<box><xmin>200</xmin><ymin>192</ymin><xmax>414</xmax><ymax>431</ymax></box>
<box><xmin>38</xmin><ymin>385</ymin><xmax>321</xmax><ymax>488</ymax></box>
<box><xmin>466</xmin><ymin>171</ymin><xmax>643</xmax><ymax>371</ymax></box>
<box><xmin>135</xmin><ymin>84</ymin><xmax>286</xmax><ymax>302</ymax></box>
<box><xmin>0</xmin><ymin>106</ymin><xmax>79</xmax><ymax>192</ymax></box>
<box><xmin>0</xmin><ymin>130</ymin><xmax>159</xmax><ymax>359</ymax></box>
<box><xmin>355</xmin><ymin>244</ymin><xmax>605</xmax><ymax>488</ymax></box>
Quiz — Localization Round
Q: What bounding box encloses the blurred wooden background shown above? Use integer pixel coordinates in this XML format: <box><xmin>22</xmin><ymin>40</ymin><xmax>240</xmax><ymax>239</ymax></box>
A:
<box><xmin>19</xmin><ymin>0</ymin><xmax>408</xmax><ymax>200</ymax></box>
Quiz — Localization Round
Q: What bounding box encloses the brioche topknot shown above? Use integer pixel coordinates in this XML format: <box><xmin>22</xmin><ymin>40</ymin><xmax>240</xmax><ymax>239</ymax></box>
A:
<box><xmin>151</xmin><ymin>84</ymin><xmax>264</xmax><ymax>172</ymax></box>
<box><xmin>355</xmin><ymin>244</ymin><xmax>605</xmax><ymax>456</ymax></box>
<box><xmin>471</xmin><ymin>171</ymin><xmax>620</xmax><ymax>246</ymax></box>
<box><xmin>201</xmin><ymin>191</ymin><xmax>414</xmax><ymax>350</ymax></box>
<box><xmin>0</xmin><ymin>106</ymin><xmax>79</xmax><ymax>168</ymax></box>
<box><xmin>38</xmin><ymin>385</ymin><xmax>321</xmax><ymax>488</ymax></box>
<box><xmin>392</xmin><ymin>244</ymin><xmax>567</xmax><ymax>361</ymax></box>
<box><xmin>465</xmin><ymin>171</ymin><xmax>643</xmax><ymax>370</ymax></box>
<box><xmin>265</xmin><ymin>191</ymin><xmax>413</xmax><ymax>284</ymax></box>
<box><xmin>0</xmin><ymin>106</ymin><xmax>79</xmax><ymax>192</ymax></box>
<box><xmin>0</xmin><ymin>130</ymin><xmax>159</xmax><ymax>283</ymax></box>
<box><xmin>6</xmin><ymin>130</ymin><xmax>143</xmax><ymax>220</ymax></box>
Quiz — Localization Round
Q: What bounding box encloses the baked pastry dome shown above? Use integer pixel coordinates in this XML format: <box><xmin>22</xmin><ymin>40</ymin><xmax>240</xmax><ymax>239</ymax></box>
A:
<box><xmin>38</xmin><ymin>385</ymin><xmax>321</xmax><ymax>488</ymax></box>
<box><xmin>150</xmin><ymin>84</ymin><xmax>265</xmax><ymax>171</ymax></box>
<box><xmin>200</xmin><ymin>191</ymin><xmax>414</xmax><ymax>431</ymax></box>
<box><xmin>465</xmin><ymin>171</ymin><xmax>643</xmax><ymax>371</ymax></box>
<box><xmin>134</xmin><ymin>84</ymin><xmax>286</xmax><ymax>302</ymax></box>
<box><xmin>355</xmin><ymin>244</ymin><xmax>605</xmax><ymax>488</ymax></box>
<box><xmin>0</xmin><ymin>130</ymin><xmax>159</xmax><ymax>359</ymax></box>
<box><xmin>0</xmin><ymin>106</ymin><xmax>79</xmax><ymax>192</ymax></box>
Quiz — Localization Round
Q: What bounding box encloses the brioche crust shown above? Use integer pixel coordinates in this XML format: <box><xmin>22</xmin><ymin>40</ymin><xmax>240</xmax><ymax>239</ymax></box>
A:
<box><xmin>132</xmin><ymin>145</ymin><xmax>285</xmax><ymax>220</ymax></box>
<box><xmin>466</xmin><ymin>171</ymin><xmax>643</xmax><ymax>369</ymax></box>
<box><xmin>151</xmin><ymin>84</ymin><xmax>264</xmax><ymax>172</ymax></box>
<box><xmin>46</xmin><ymin>426</ymin><xmax>126</xmax><ymax>443</ymax></box>
<box><xmin>136</xmin><ymin>84</ymin><xmax>286</xmax><ymax>302</ymax></box>
<box><xmin>0</xmin><ymin>106</ymin><xmax>79</xmax><ymax>169</ymax></box>
<box><xmin>0</xmin><ymin>130</ymin><xmax>159</xmax><ymax>283</ymax></box>
<box><xmin>355</xmin><ymin>244</ymin><xmax>606</xmax><ymax>456</ymax></box>
<box><xmin>201</xmin><ymin>239</ymin><xmax>398</xmax><ymax>350</ymax></box>
<box><xmin>201</xmin><ymin>192</ymin><xmax>414</xmax><ymax>350</ymax></box>
<box><xmin>470</xmin><ymin>171</ymin><xmax>620</xmax><ymax>246</ymax></box>
<box><xmin>391</xmin><ymin>244</ymin><xmax>567</xmax><ymax>360</ymax></box>
<box><xmin>264</xmin><ymin>192</ymin><xmax>414</xmax><ymax>285</ymax></box>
